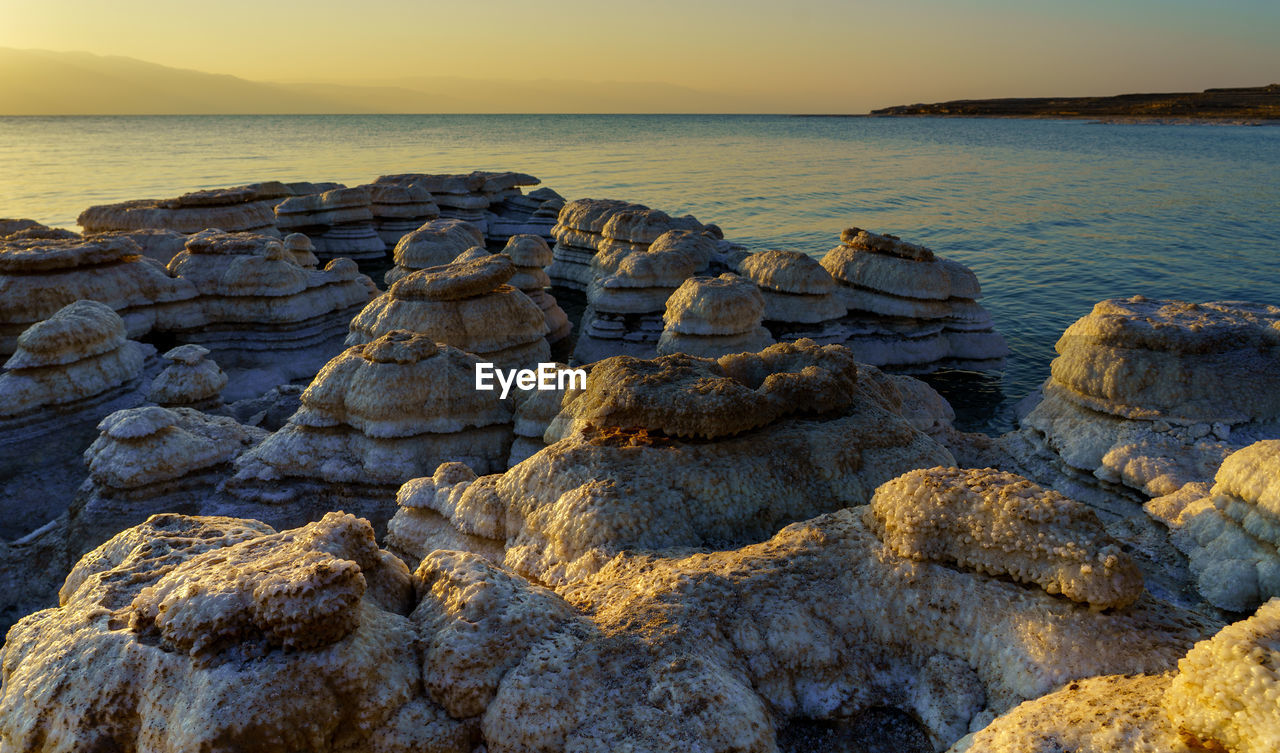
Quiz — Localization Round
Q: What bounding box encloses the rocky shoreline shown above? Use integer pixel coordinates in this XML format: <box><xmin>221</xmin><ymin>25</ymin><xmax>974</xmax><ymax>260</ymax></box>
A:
<box><xmin>1</xmin><ymin>174</ymin><xmax>1277</xmax><ymax>752</ymax></box>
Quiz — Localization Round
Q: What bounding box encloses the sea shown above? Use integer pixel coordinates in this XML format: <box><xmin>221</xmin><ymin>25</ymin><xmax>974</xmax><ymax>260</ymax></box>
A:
<box><xmin>1</xmin><ymin>114</ymin><xmax>1277</xmax><ymax>432</ymax></box>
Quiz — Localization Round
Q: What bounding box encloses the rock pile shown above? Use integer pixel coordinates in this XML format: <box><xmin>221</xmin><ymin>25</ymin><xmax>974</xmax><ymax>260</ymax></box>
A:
<box><xmin>736</xmin><ymin>248</ymin><xmax>846</xmax><ymax>343</ymax></box>
<box><xmin>383</xmin><ymin>218</ymin><xmax>486</xmax><ymax>285</ymax></box>
<box><xmin>348</xmin><ymin>255</ymin><xmax>550</xmax><ymax>369</ymax></box>
<box><xmin>573</xmin><ymin>229</ymin><xmax>716</xmax><ymax>362</ymax></box>
<box><xmin>0</xmin><ymin>233</ymin><xmax>197</xmax><ymax>356</ymax></box>
<box><xmin>1011</xmin><ymin>297</ymin><xmax>1280</xmax><ymax>501</ymax></box>
<box><xmin>78</xmin><ymin>182</ymin><xmax>291</xmax><ymax>235</ymax></box>
<box><xmin>274</xmin><ymin>185</ymin><xmax>385</xmax><ymax>263</ymax></box>
<box><xmin>657</xmin><ymin>273</ymin><xmax>775</xmax><ymax>358</ymax></box>
<box><xmin>821</xmin><ymin>228</ymin><xmax>1007</xmax><ymax>369</ymax></box>
<box><xmin>228</xmin><ymin>331</ymin><xmax>516</xmax><ymax>528</ymax></box>
<box><xmin>501</xmin><ymin>234</ymin><xmax>570</xmax><ymax>344</ymax></box>
<box><xmin>147</xmin><ymin>344</ymin><xmax>227</xmax><ymax>410</ymax></box>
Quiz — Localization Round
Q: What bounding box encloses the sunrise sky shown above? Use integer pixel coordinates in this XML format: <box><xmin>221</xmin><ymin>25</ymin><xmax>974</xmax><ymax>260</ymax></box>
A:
<box><xmin>1</xmin><ymin>0</ymin><xmax>1277</xmax><ymax>113</ymax></box>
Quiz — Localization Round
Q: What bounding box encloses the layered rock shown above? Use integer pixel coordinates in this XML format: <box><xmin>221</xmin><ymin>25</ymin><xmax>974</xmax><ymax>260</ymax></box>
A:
<box><xmin>574</xmin><ymin>229</ymin><xmax>716</xmax><ymax>362</ymax></box>
<box><xmin>282</xmin><ymin>232</ymin><xmax>320</xmax><ymax>267</ymax></box>
<box><xmin>737</xmin><ymin>248</ymin><xmax>846</xmax><ymax>343</ymax></box>
<box><xmin>83</xmin><ymin>229</ymin><xmax>188</xmax><ymax>266</ymax></box>
<box><xmin>489</xmin><ymin>186</ymin><xmax>565</xmax><ymax>243</ymax></box>
<box><xmin>228</xmin><ymin>331</ymin><xmax>516</xmax><ymax>529</ymax></box>
<box><xmin>821</xmin><ymin>228</ymin><xmax>1007</xmax><ymax>369</ymax></box>
<box><xmin>0</xmin><ymin>233</ymin><xmax>198</xmax><ymax>355</ymax></box>
<box><xmin>147</xmin><ymin>344</ymin><xmax>227</xmax><ymax>410</ymax></box>
<box><xmin>0</xmin><ymin>301</ymin><xmax>155</xmax><ymax>536</ymax></box>
<box><xmin>546</xmin><ymin>198</ymin><xmax>649</xmax><ymax>290</ymax></box>
<box><xmin>274</xmin><ymin>185</ymin><xmax>385</xmax><ymax>262</ymax></box>
<box><xmin>164</xmin><ymin>230</ymin><xmax>378</xmax><ymax>397</ymax></box>
<box><xmin>1010</xmin><ymin>297</ymin><xmax>1280</xmax><ymax>501</ymax></box>
<box><xmin>368</xmin><ymin>181</ymin><xmax>439</xmax><ymax>248</ymax></box>
<box><xmin>348</xmin><ymin>255</ymin><xmax>551</xmax><ymax>369</ymax></box>
<box><xmin>1145</xmin><ymin>440</ymin><xmax>1280</xmax><ymax>611</ymax></box>
<box><xmin>78</xmin><ymin>182</ymin><xmax>291</xmax><ymax>235</ymax></box>
<box><xmin>70</xmin><ymin>406</ymin><xmax>265</xmax><ymax>556</ymax></box>
<box><xmin>373</xmin><ymin>171</ymin><xmax>541</xmax><ymax>240</ymax></box>
<box><xmin>501</xmin><ymin>233</ymin><xmax>571</xmax><ymax>344</ymax></box>
<box><xmin>388</xmin><ymin>339</ymin><xmax>954</xmax><ymax>582</ymax></box>
<box><xmin>657</xmin><ymin>273</ymin><xmax>775</xmax><ymax>358</ymax></box>
<box><xmin>384</xmin><ymin>218</ymin><xmax>486</xmax><ymax>285</ymax></box>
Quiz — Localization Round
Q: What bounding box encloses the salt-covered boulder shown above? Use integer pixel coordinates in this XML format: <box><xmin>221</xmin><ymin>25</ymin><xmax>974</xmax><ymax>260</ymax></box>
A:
<box><xmin>348</xmin><ymin>255</ymin><xmax>551</xmax><ymax>369</ymax></box>
<box><xmin>374</xmin><ymin>171</ymin><xmax>540</xmax><ymax>240</ymax></box>
<box><xmin>0</xmin><ymin>233</ymin><xmax>198</xmax><ymax>355</ymax></box>
<box><xmin>275</xmin><ymin>185</ymin><xmax>385</xmax><ymax>262</ymax></box>
<box><xmin>737</xmin><ymin>248</ymin><xmax>846</xmax><ymax>342</ymax></box>
<box><xmin>869</xmin><ymin>467</ymin><xmax>1144</xmax><ymax>609</ymax></box>
<box><xmin>0</xmin><ymin>512</ymin><xmax>476</xmax><ymax>753</ymax></box>
<box><xmin>78</xmin><ymin>182</ymin><xmax>290</xmax><ymax>235</ymax></box>
<box><xmin>0</xmin><ymin>301</ymin><xmax>156</xmax><ymax>537</ymax></box>
<box><xmin>282</xmin><ymin>232</ymin><xmax>320</xmax><ymax>267</ymax></box>
<box><xmin>489</xmin><ymin>186</ymin><xmax>564</xmax><ymax>243</ymax></box>
<box><xmin>574</xmin><ymin>229</ymin><xmax>717</xmax><ymax>362</ymax></box>
<box><xmin>1145</xmin><ymin>440</ymin><xmax>1280</xmax><ymax>611</ymax></box>
<box><xmin>501</xmin><ymin>233</ymin><xmax>571</xmax><ymax>344</ymax></box>
<box><xmin>147</xmin><ymin>344</ymin><xmax>227</xmax><ymax>409</ymax></box>
<box><xmin>821</xmin><ymin>228</ymin><xmax>1007</xmax><ymax>370</ymax></box>
<box><xmin>228</xmin><ymin>331</ymin><xmax>516</xmax><ymax>529</ymax></box>
<box><xmin>1166</xmin><ymin>598</ymin><xmax>1280</xmax><ymax>753</ymax></box>
<box><xmin>388</xmin><ymin>339</ymin><xmax>955</xmax><ymax>583</ymax></box>
<box><xmin>368</xmin><ymin>181</ymin><xmax>439</xmax><ymax>248</ymax></box>
<box><xmin>1008</xmin><ymin>297</ymin><xmax>1280</xmax><ymax>502</ymax></box>
<box><xmin>164</xmin><ymin>230</ymin><xmax>378</xmax><ymax>397</ymax></box>
<box><xmin>384</xmin><ymin>218</ymin><xmax>486</xmax><ymax>285</ymax></box>
<box><xmin>70</xmin><ymin>406</ymin><xmax>265</xmax><ymax>556</ymax></box>
<box><xmin>85</xmin><ymin>228</ymin><xmax>189</xmax><ymax>266</ymax></box>
<box><xmin>657</xmin><ymin>273</ymin><xmax>775</xmax><ymax>358</ymax></box>
<box><xmin>546</xmin><ymin>198</ymin><xmax>649</xmax><ymax>290</ymax></box>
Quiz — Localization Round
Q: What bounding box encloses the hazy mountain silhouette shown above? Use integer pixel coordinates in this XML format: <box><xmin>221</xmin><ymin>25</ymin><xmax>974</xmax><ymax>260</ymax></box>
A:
<box><xmin>0</xmin><ymin>48</ymin><xmax>750</xmax><ymax>114</ymax></box>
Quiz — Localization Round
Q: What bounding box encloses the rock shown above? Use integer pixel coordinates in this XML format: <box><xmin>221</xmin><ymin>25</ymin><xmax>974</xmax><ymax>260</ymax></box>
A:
<box><xmin>348</xmin><ymin>256</ymin><xmax>551</xmax><ymax>369</ymax></box>
<box><xmin>657</xmin><ymin>273</ymin><xmax>775</xmax><ymax>358</ymax></box>
<box><xmin>737</xmin><ymin>248</ymin><xmax>846</xmax><ymax>343</ymax></box>
<box><xmin>368</xmin><ymin>181</ymin><xmax>440</xmax><ymax>248</ymax></box>
<box><xmin>227</xmin><ymin>331</ymin><xmax>516</xmax><ymax>530</ymax></box>
<box><xmin>500</xmin><ymin>234</ymin><xmax>571</xmax><ymax>344</ymax></box>
<box><xmin>78</xmin><ymin>182</ymin><xmax>291</xmax><ymax>235</ymax></box>
<box><xmin>147</xmin><ymin>344</ymin><xmax>227</xmax><ymax>410</ymax></box>
<box><xmin>275</xmin><ymin>186</ymin><xmax>385</xmax><ymax>263</ymax></box>
<box><xmin>821</xmin><ymin>228</ymin><xmax>1007</xmax><ymax>370</ymax></box>
<box><xmin>383</xmin><ymin>218</ymin><xmax>486</xmax><ymax>285</ymax></box>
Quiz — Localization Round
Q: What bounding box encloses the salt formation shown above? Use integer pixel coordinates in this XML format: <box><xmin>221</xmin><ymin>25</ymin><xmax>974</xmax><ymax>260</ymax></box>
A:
<box><xmin>383</xmin><ymin>218</ymin><xmax>486</xmax><ymax>285</ymax></box>
<box><xmin>87</xmin><ymin>228</ymin><xmax>189</xmax><ymax>265</ymax></box>
<box><xmin>574</xmin><ymin>229</ymin><xmax>717</xmax><ymax>362</ymax></box>
<box><xmin>282</xmin><ymin>232</ymin><xmax>320</xmax><ymax>267</ymax></box>
<box><xmin>821</xmin><ymin>228</ymin><xmax>1007</xmax><ymax>369</ymax></box>
<box><xmin>489</xmin><ymin>186</ymin><xmax>565</xmax><ymax>242</ymax></box>
<box><xmin>0</xmin><ymin>301</ymin><xmax>152</xmax><ymax>429</ymax></box>
<box><xmin>737</xmin><ymin>248</ymin><xmax>846</xmax><ymax>343</ymax></box>
<box><xmin>657</xmin><ymin>273</ymin><xmax>775</xmax><ymax>358</ymax></box>
<box><xmin>228</xmin><ymin>331</ymin><xmax>515</xmax><ymax>527</ymax></box>
<box><xmin>501</xmin><ymin>233</ymin><xmax>571</xmax><ymax>343</ymax></box>
<box><xmin>869</xmin><ymin>467</ymin><xmax>1144</xmax><ymax>609</ymax></box>
<box><xmin>546</xmin><ymin>198</ymin><xmax>649</xmax><ymax>289</ymax></box>
<box><xmin>72</xmin><ymin>406</ymin><xmax>265</xmax><ymax>553</ymax></box>
<box><xmin>388</xmin><ymin>340</ymin><xmax>954</xmax><ymax>583</ymax></box>
<box><xmin>1012</xmin><ymin>297</ymin><xmax>1280</xmax><ymax>500</ymax></box>
<box><xmin>147</xmin><ymin>344</ymin><xmax>227</xmax><ymax>409</ymax></box>
<box><xmin>348</xmin><ymin>255</ymin><xmax>551</xmax><ymax>368</ymax></box>
<box><xmin>78</xmin><ymin>182</ymin><xmax>290</xmax><ymax>235</ymax></box>
<box><xmin>1145</xmin><ymin>440</ymin><xmax>1280</xmax><ymax>611</ymax></box>
<box><xmin>955</xmin><ymin>600</ymin><xmax>1280</xmax><ymax>753</ymax></box>
<box><xmin>373</xmin><ymin>171</ymin><xmax>541</xmax><ymax>239</ymax></box>
<box><xmin>164</xmin><ymin>230</ymin><xmax>377</xmax><ymax>392</ymax></box>
<box><xmin>368</xmin><ymin>181</ymin><xmax>439</xmax><ymax>248</ymax></box>
<box><xmin>0</xmin><ymin>301</ymin><xmax>155</xmax><ymax>536</ymax></box>
<box><xmin>0</xmin><ymin>513</ymin><xmax>476</xmax><ymax>753</ymax></box>
<box><xmin>274</xmin><ymin>185</ymin><xmax>384</xmax><ymax>262</ymax></box>
<box><xmin>1166</xmin><ymin>598</ymin><xmax>1280</xmax><ymax>753</ymax></box>
<box><xmin>0</xmin><ymin>233</ymin><xmax>197</xmax><ymax>356</ymax></box>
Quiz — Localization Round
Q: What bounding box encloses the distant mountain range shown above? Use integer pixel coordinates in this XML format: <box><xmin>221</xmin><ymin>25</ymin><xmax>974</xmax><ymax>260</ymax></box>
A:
<box><xmin>871</xmin><ymin>85</ymin><xmax>1280</xmax><ymax>121</ymax></box>
<box><xmin>0</xmin><ymin>48</ymin><xmax>752</xmax><ymax>114</ymax></box>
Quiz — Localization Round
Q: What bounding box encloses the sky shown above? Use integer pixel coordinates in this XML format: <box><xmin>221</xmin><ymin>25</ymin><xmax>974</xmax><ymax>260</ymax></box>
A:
<box><xmin>1</xmin><ymin>0</ymin><xmax>1277</xmax><ymax>112</ymax></box>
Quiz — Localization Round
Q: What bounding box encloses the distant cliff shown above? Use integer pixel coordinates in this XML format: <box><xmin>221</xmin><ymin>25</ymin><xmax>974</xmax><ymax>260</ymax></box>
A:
<box><xmin>871</xmin><ymin>85</ymin><xmax>1280</xmax><ymax>121</ymax></box>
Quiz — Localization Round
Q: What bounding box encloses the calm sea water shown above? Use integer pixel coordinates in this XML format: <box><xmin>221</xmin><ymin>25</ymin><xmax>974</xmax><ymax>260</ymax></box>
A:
<box><xmin>2</xmin><ymin>115</ymin><xmax>1277</xmax><ymax>430</ymax></box>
